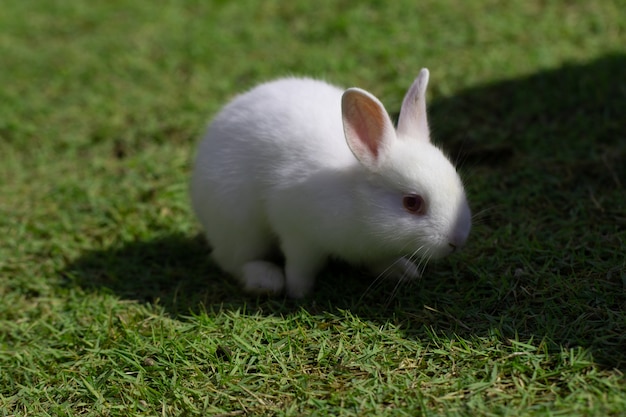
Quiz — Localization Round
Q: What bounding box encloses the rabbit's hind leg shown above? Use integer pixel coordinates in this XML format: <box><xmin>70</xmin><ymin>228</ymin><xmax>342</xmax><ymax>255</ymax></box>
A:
<box><xmin>210</xmin><ymin>229</ymin><xmax>285</xmax><ymax>295</ymax></box>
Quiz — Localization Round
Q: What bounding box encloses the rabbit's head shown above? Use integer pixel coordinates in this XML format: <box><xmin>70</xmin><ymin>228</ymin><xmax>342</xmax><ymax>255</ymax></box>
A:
<box><xmin>342</xmin><ymin>69</ymin><xmax>471</xmax><ymax>262</ymax></box>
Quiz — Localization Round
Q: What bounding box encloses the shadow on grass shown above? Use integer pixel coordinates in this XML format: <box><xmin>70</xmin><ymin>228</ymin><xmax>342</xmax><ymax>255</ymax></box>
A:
<box><xmin>66</xmin><ymin>53</ymin><xmax>626</xmax><ymax>369</ymax></box>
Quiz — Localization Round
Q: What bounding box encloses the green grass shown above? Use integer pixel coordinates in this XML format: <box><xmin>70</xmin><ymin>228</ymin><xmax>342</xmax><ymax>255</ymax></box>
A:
<box><xmin>1</xmin><ymin>0</ymin><xmax>625</xmax><ymax>415</ymax></box>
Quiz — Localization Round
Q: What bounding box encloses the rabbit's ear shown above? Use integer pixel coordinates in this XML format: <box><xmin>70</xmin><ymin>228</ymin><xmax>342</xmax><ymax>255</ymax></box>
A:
<box><xmin>342</xmin><ymin>88</ymin><xmax>396</xmax><ymax>170</ymax></box>
<box><xmin>397</xmin><ymin>68</ymin><xmax>430</xmax><ymax>142</ymax></box>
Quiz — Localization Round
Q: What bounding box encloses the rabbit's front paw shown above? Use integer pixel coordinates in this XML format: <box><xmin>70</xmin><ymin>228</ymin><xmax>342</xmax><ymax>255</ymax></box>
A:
<box><xmin>242</xmin><ymin>261</ymin><xmax>285</xmax><ymax>294</ymax></box>
<box><xmin>393</xmin><ymin>257</ymin><xmax>421</xmax><ymax>281</ymax></box>
<box><xmin>371</xmin><ymin>257</ymin><xmax>421</xmax><ymax>282</ymax></box>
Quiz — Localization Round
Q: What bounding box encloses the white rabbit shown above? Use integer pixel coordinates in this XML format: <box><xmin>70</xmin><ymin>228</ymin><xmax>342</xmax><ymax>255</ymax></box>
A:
<box><xmin>191</xmin><ymin>69</ymin><xmax>471</xmax><ymax>298</ymax></box>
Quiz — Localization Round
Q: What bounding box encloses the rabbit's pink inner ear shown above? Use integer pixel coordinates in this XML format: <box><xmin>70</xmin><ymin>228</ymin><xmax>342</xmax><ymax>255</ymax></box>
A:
<box><xmin>346</xmin><ymin>98</ymin><xmax>383</xmax><ymax>158</ymax></box>
<box><xmin>342</xmin><ymin>89</ymin><xmax>394</xmax><ymax>168</ymax></box>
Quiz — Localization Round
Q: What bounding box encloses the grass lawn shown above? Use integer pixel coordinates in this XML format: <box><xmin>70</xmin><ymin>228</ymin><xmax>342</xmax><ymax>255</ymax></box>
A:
<box><xmin>1</xmin><ymin>0</ymin><xmax>625</xmax><ymax>415</ymax></box>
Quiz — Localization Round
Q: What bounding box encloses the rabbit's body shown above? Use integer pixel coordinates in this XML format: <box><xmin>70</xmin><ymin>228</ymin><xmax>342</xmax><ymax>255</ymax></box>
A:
<box><xmin>191</xmin><ymin>70</ymin><xmax>471</xmax><ymax>297</ymax></box>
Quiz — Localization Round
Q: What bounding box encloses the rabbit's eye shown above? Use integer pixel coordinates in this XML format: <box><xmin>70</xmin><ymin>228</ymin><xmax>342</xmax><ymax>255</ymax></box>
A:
<box><xmin>403</xmin><ymin>194</ymin><xmax>426</xmax><ymax>215</ymax></box>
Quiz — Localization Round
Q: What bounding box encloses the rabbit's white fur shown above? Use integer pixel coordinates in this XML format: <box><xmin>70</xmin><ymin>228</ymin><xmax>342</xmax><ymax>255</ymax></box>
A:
<box><xmin>191</xmin><ymin>69</ymin><xmax>471</xmax><ymax>298</ymax></box>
